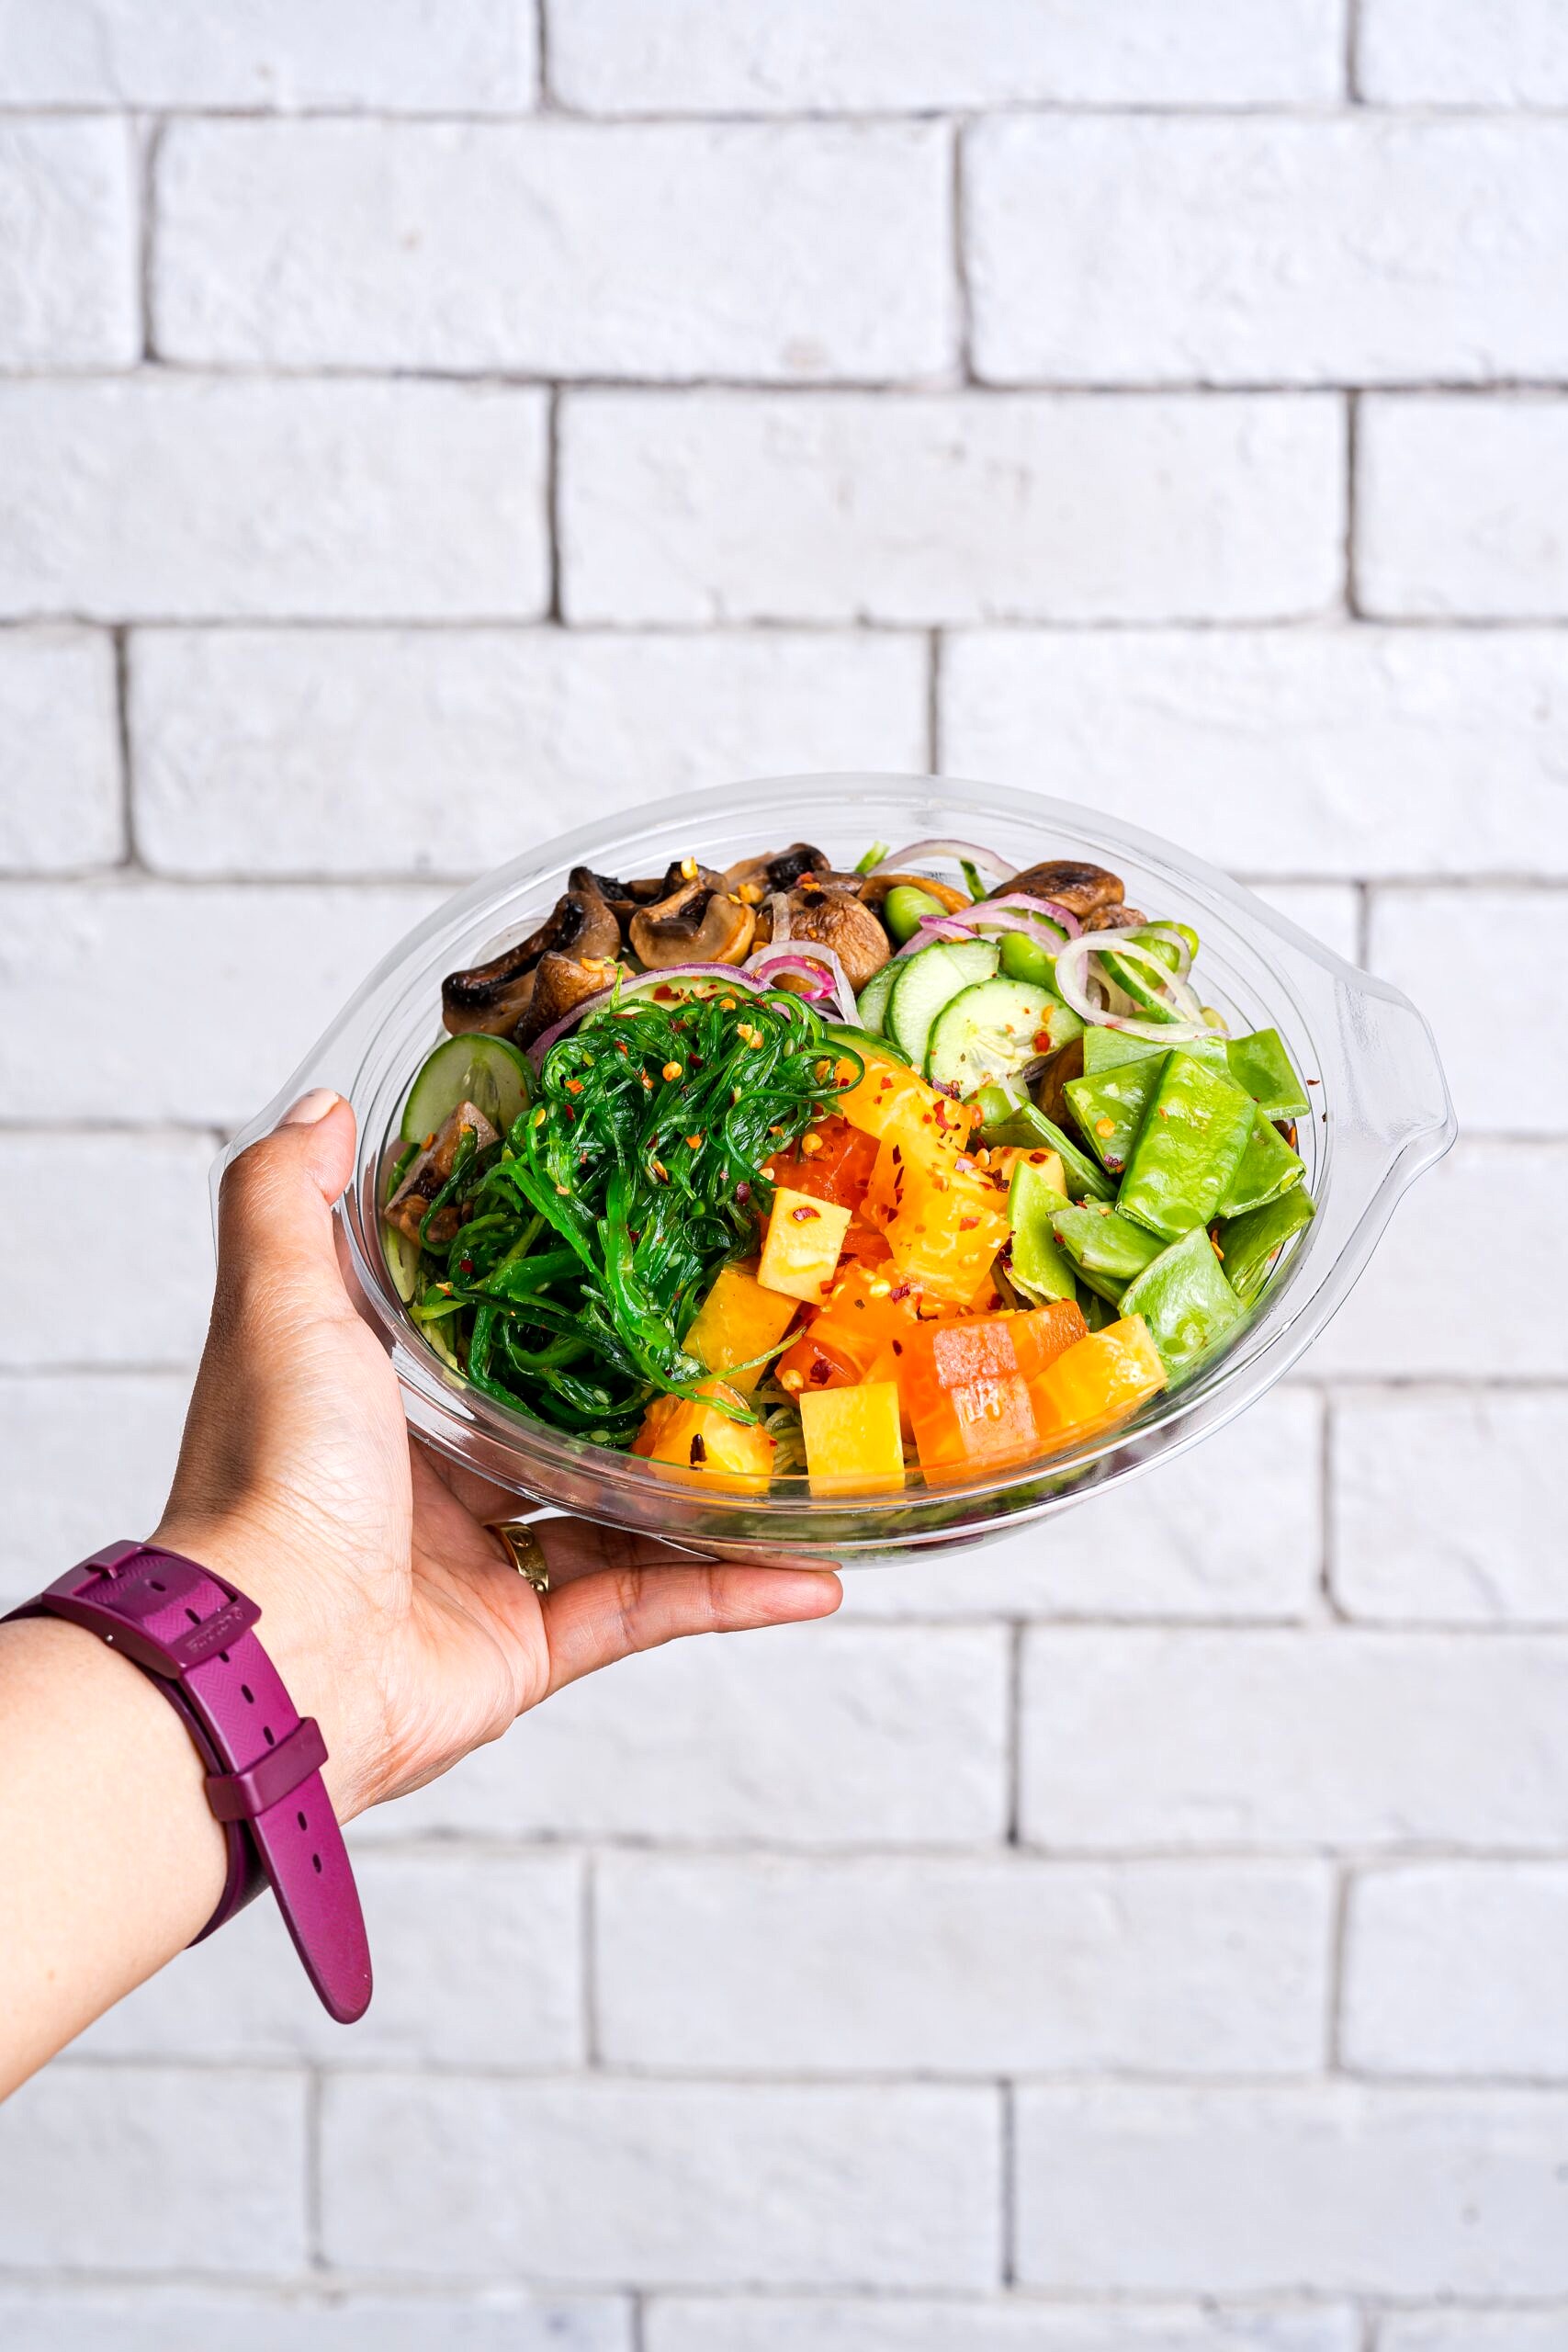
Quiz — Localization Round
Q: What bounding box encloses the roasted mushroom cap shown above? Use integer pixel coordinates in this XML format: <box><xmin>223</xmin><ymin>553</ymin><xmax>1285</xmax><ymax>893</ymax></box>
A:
<box><xmin>723</xmin><ymin>842</ymin><xmax>832</xmax><ymax>903</ymax></box>
<box><xmin>855</xmin><ymin>871</ymin><xmax>972</xmax><ymax>917</ymax></box>
<box><xmin>1032</xmin><ymin>1035</ymin><xmax>1085</xmax><ymax>1133</ymax></box>
<box><xmin>1007</xmin><ymin>860</ymin><xmax>1125</xmax><ymax>920</ymax></box>
<box><xmin>629</xmin><ymin>876</ymin><xmax>756</xmax><ymax>968</ymax></box>
<box><xmin>514</xmin><ymin>951</ymin><xmax>615</xmax><ymax>1049</ymax></box>
<box><xmin>780</xmin><ymin>886</ymin><xmax>891</xmax><ymax>994</ymax></box>
<box><xmin>1082</xmin><ymin>902</ymin><xmax>1147</xmax><ymax>934</ymax></box>
<box><xmin>442</xmin><ymin>870</ymin><xmax>621</xmax><ymax>1036</ymax></box>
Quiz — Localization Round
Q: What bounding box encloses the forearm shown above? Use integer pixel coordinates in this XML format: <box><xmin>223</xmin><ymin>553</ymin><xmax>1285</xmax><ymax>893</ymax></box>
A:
<box><xmin>0</xmin><ymin>1617</ymin><xmax>228</xmax><ymax>2095</ymax></box>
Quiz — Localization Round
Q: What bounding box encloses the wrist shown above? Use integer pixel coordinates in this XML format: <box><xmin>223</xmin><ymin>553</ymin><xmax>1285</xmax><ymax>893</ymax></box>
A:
<box><xmin>148</xmin><ymin>1511</ymin><xmax>383</xmax><ymax>1822</ymax></box>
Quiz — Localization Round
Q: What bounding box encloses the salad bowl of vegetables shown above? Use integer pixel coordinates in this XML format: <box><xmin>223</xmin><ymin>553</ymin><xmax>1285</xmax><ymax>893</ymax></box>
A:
<box><xmin>221</xmin><ymin>775</ymin><xmax>1454</xmax><ymax>1560</ymax></box>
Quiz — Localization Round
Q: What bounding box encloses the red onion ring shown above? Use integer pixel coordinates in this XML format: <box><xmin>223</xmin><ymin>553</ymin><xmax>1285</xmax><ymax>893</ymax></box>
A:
<box><xmin>1053</xmin><ymin>933</ymin><xmax>1216</xmax><ymax>1046</ymax></box>
<box><xmin>745</xmin><ymin>940</ymin><xmax>859</xmax><ymax>1023</ymax></box>
<box><xmin>966</xmin><ymin>891</ymin><xmax>1083</xmax><ymax>939</ymax></box>
<box><xmin>526</xmin><ymin>963</ymin><xmax>763</xmax><ymax>1063</ymax></box>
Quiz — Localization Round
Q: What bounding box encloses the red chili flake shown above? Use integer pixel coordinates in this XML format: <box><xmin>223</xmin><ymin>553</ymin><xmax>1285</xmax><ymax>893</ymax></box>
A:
<box><xmin>959</xmin><ymin>1216</ymin><xmax>979</xmax><ymax>1231</ymax></box>
<box><xmin>689</xmin><ymin>1432</ymin><xmax>707</xmax><ymax>1465</ymax></box>
<box><xmin>809</xmin><ymin>1360</ymin><xmax>832</xmax><ymax>1385</ymax></box>
<box><xmin>654</xmin><ymin>984</ymin><xmax>675</xmax><ymax>1001</ymax></box>
<box><xmin>891</xmin><ymin>1338</ymin><xmax>903</xmax><ymax>1355</ymax></box>
<box><xmin>891</xmin><ymin>1145</ymin><xmax>903</xmax><ymax>1164</ymax></box>
<box><xmin>1029</xmin><ymin>1150</ymin><xmax>1047</xmax><ymax>1163</ymax></box>
<box><xmin>563</xmin><ymin>1077</ymin><xmax>583</xmax><ymax>1094</ymax></box>
<box><xmin>1307</xmin><ymin>1077</ymin><xmax>1321</xmax><ymax>1086</ymax></box>
<box><xmin>889</xmin><ymin>1283</ymin><xmax>912</xmax><ymax>1302</ymax></box>
<box><xmin>1033</xmin><ymin>1030</ymin><xmax>1054</xmax><ymax>1052</ymax></box>
<box><xmin>562</xmin><ymin>1104</ymin><xmax>576</xmax><ymax>1124</ymax></box>
<box><xmin>791</xmin><ymin>1204</ymin><xmax>822</xmax><ymax>1222</ymax></box>
<box><xmin>458</xmin><ymin>1257</ymin><xmax>474</xmax><ymax>1276</ymax></box>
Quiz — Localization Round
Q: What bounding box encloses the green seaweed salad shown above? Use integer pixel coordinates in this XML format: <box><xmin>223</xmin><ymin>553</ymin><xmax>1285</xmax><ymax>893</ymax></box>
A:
<box><xmin>383</xmin><ymin>979</ymin><xmax>846</xmax><ymax>1446</ymax></box>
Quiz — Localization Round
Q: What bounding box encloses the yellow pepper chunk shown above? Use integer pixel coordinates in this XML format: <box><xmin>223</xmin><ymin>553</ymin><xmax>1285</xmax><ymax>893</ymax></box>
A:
<box><xmin>883</xmin><ymin>1159</ymin><xmax>1011</xmax><ymax>1306</ymax></box>
<box><xmin>835</xmin><ymin>1055</ymin><xmax>976</xmax><ymax>1150</ymax></box>
<box><xmin>758</xmin><ymin>1186</ymin><xmax>852</xmax><ymax>1305</ymax></box>
<box><xmin>682</xmin><ymin>1259</ymin><xmax>798</xmax><ymax>1396</ymax></box>
<box><xmin>632</xmin><ymin>1378</ymin><xmax>777</xmax><ymax>1492</ymax></box>
<box><xmin>1027</xmin><ymin>1313</ymin><xmax>1168</xmax><ymax>1447</ymax></box>
<box><xmin>799</xmin><ymin>1380</ymin><xmax>907</xmax><ymax>1496</ymax></box>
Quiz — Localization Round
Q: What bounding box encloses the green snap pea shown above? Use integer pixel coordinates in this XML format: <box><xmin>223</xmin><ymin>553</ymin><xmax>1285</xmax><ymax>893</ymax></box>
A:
<box><xmin>1216</xmin><ymin>1184</ymin><xmax>1315</xmax><ymax>1305</ymax></box>
<box><xmin>1117</xmin><ymin>1050</ymin><xmax>1258</xmax><ymax>1243</ymax></box>
<box><xmin>1218</xmin><ymin>1111</ymin><xmax>1305</xmax><ymax>1218</ymax></box>
<box><xmin>883</xmin><ymin>884</ymin><xmax>950</xmax><ymax>944</ymax></box>
<box><xmin>1119</xmin><ymin>1224</ymin><xmax>1245</xmax><ymax>1376</ymax></box>
<box><xmin>1006</xmin><ymin>1158</ymin><xmax>1077</xmax><ymax>1302</ymax></box>
<box><xmin>1049</xmin><ymin>1203</ymin><xmax>1165</xmax><ymax>1304</ymax></box>
<box><xmin>1225</xmin><ymin>1028</ymin><xmax>1310</xmax><ymax>1122</ymax></box>
<box><xmin>976</xmin><ymin>1084</ymin><xmax>1114</xmax><ymax>1202</ymax></box>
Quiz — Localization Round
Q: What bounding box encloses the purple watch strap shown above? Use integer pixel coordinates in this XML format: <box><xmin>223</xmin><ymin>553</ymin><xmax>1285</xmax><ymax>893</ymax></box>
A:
<box><xmin>5</xmin><ymin>1541</ymin><xmax>371</xmax><ymax>2024</ymax></box>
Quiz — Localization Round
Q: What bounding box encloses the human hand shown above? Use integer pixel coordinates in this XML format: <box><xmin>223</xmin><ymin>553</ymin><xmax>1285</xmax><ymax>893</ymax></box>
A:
<box><xmin>153</xmin><ymin>1090</ymin><xmax>841</xmax><ymax>1821</ymax></box>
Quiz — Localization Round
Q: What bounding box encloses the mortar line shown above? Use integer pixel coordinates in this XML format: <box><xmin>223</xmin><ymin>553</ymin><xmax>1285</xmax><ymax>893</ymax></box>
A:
<box><xmin>1344</xmin><ymin>390</ymin><xmax>1363</xmax><ymax>616</ymax></box>
<box><xmin>545</xmin><ymin>385</ymin><xmax>564</xmax><ymax>622</ymax></box>
<box><xmin>582</xmin><ymin>1849</ymin><xmax>602</xmax><ymax>2067</ymax></box>
<box><xmin>926</xmin><ymin>628</ymin><xmax>943</xmax><ymax>771</ymax></box>
<box><xmin>304</xmin><ymin>2064</ymin><xmax>325</xmax><ymax>2270</ymax></box>
<box><xmin>136</xmin><ymin>115</ymin><xmax>162</xmax><ymax>363</ymax></box>
<box><xmin>1319</xmin><ymin>1388</ymin><xmax>1347</xmax><ymax>1623</ymax></box>
<box><xmin>998</xmin><ymin>2078</ymin><xmax>1017</xmax><ymax>2287</ymax></box>
<box><xmin>109</xmin><ymin>625</ymin><xmax>137</xmax><ymax>870</ymax></box>
<box><xmin>1326</xmin><ymin>1862</ymin><xmax>1354</xmax><ymax>2073</ymax></box>
<box><xmin>951</xmin><ymin>117</ymin><xmax>975</xmax><ymax>385</ymax></box>
<box><xmin>1345</xmin><ymin>0</ymin><xmax>1364</xmax><ymax>104</ymax></box>
<box><xmin>535</xmin><ymin>0</ymin><xmax>555</xmax><ymax>110</ymax></box>
<box><xmin>1005</xmin><ymin>1622</ymin><xmax>1024</xmax><ymax>1847</ymax></box>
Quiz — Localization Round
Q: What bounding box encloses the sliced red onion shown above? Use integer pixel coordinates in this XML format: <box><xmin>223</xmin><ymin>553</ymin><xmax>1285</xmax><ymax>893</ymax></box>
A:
<box><xmin>1053</xmin><ymin>933</ymin><xmax>1216</xmax><ymax>1046</ymax></box>
<box><xmin>966</xmin><ymin>890</ymin><xmax>1083</xmax><ymax>940</ymax></box>
<box><xmin>526</xmin><ymin>963</ymin><xmax>763</xmax><ymax>1062</ymax></box>
<box><xmin>746</xmin><ymin>940</ymin><xmax>859</xmax><ymax>1023</ymax></box>
<box><xmin>868</xmin><ymin>838</ymin><xmax>1014</xmax><ymax>888</ymax></box>
<box><xmin>894</xmin><ymin>914</ymin><xmax>982</xmax><ymax>956</ymax></box>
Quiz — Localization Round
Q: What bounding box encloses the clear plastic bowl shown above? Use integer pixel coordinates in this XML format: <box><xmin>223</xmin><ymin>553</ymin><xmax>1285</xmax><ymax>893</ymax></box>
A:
<box><xmin>220</xmin><ymin>775</ymin><xmax>1455</xmax><ymax>1562</ymax></box>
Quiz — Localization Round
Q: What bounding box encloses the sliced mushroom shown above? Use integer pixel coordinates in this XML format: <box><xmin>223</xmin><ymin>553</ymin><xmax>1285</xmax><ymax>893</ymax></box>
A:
<box><xmin>1082</xmin><ymin>902</ymin><xmax>1148</xmax><ymax>934</ymax></box>
<box><xmin>780</xmin><ymin>886</ymin><xmax>891</xmax><ymax>994</ymax></box>
<box><xmin>629</xmin><ymin>876</ymin><xmax>756</xmax><ymax>968</ymax></box>
<box><xmin>1007</xmin><ymin>860</ymin><xmax>1125</xmax><ymax>920</ymax></box>
<box><xmin>856</xmin><ymin>870</ymin><xmax>972</xmax><ymax>918</ymax></box>
<box><xmin>442</xmin><ymin>870</ymin><xmax>621</xmax><ymax>1036</ymax></box>
<box><xmin>723</xmin><ymin>842</ymin><xmax>832</xmax><ymax>905</ymax></box>
<box><xmin>386</xmin><ymin>1099</ymin><xmax>499</xmax><ymax>1247</ymax></box>
<box><xmin>1032</xmin><ymin>1035</ymin><xmax>1085</xmax><ymax>1132</ymax></box>
<box><xmin>514</xmin><ymin>951</ymin><xmax>616</xmax><ymax>1049</ymax></box>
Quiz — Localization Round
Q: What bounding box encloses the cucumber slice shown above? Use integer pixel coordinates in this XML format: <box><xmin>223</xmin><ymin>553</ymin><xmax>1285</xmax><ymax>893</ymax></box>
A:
<box><xmin>400</xmin><ymin>1032</ymin><xmax>531</xmax><ymax>1148</ymax></box>
<box><xmin>854</xmin><ymin>961</ymin><xmax>898</xmax><ymax>1036</ymax></box>
<box><xmin>823</xmin><ymin>1022</ymin><xmax>912</xmax><ymax>1070</ymax></box>
<box><xmin>927</xmin><ymin>978</ymin><xmax>1083</xmax><ymax>1101</ymax></box>
<box><xmin>887</xmin><ymin>939</ymin><xmax>998</xmax><ymax>1070</ymax></box>
<box><xmin>381</xmin><ymin>1223</ymin><xmax>423</xmax><ymax>1304</ymax></box>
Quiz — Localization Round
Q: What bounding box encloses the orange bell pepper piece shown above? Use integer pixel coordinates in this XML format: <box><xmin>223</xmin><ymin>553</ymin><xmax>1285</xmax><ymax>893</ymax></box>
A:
<box><xmin>632</xmin><ymin>1378</ymin><xmax>778</xmax><ymax>1492</ymax></box>
<box><xmin>799</xmin><ymin>1381</ymin><xmax>907</xmax><ymax>1496</ymax></box>
<box><xmin>1027</xmin><ymin>1314</ymin><xmax>1168</xmax><ymax>1449</ymax></box>
<box><xmin>897</xmin><ymin>1315</ymin><xmax>1041</xmax><ymax>1481</ymax></box>
<box><xmin>1009</xmin><ymin>1298</ymin><xmax>1089</xmax><ymax>1383</ymax></box>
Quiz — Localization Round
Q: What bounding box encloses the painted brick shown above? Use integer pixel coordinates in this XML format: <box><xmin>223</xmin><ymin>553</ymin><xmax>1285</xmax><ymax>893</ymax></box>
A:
<box><xmin>0</xmin><ymin>2290</ymin><xmax>626</xmax><ymax>2349</ymax></box>
<box><xmin>597</xmin><ymin>1855</ymin><xmax>1331</xmax><ymax>2075</ymax></box>
<box><xmin>1014</xmin><ymin>2085</ymin><xmax>1568</xmax><ymax>2292</ymax></box>
<box><xmin>0</xmin><ymin>1135</ymin><xmax>213</xmax><ymax>1368</ymax></box>
<box><xmin>0</xmin><ymin>882</ymin><xmax>437</xmax><ymax>1124</ymax></box>
<box><xmin>1332</xmin><ymin>1391</ymin><xmax>1568</xmax><ymax>1625</ymax></box>
<box><xmin>80</xmin><ymin>1850</ymin><xmax>584</xmax><ymax>2068</ymax></box>
<box><xmin>560</xmin><ymin>392</ymin><xmax>1344</xmax><ymax>626</ymax></box>
<box><xmin>355</xmin><ymin>1621</ymin><xmax>1008</xmax><ymax>1849</ymax></box>
<box><xmin>0</xmin><ymin>2066</ymin><xmax>306</xmax><ymax>2270</ymax></box>
<box><xmin>321</xmin><ymin>2075</ymin><xmax>1000</xmax><ymax>2287</ymax></box>
<box><xmin>0</xmin><ymin>1372</ymin><xmax>190</xmax><ymax>1603</ymax></box>
<box><xmin>547</xmin><ymin>0</ymin><xmax>1344</xmax><ymax>111</ymax></box>
<box><xmin>1359</xmin><ymin>0</ymin><xmax>1568</xmax><ymax>105</ymax></box>
<box><xmin>1370</xmin><ymin>888</ymin><xmax>1562</xmax><ymax>1132</ymax></box>
<box><xmin>1310</xmin><ymin>1144</ymin><xmax>1568</xmax><ymax>1379</ymax></box>
<box><xmin>970</xmin><ymin>118</ymin><xmax>1568</xmax><ymax>386</ymax></box>
<box><xmin>0</xmin><ymin>0</ymin><xmax>536</xmax><ymax>110</ymax></box>
<box><xmin>940</xmin><ymin>628</ymin><xmax>1568</xmax><ymax>881</ymax></box>
<box><xmin>0</xmin><ymin>379</ymin><xmax>547</xmax><ymax>622</ymax></box>
<box><xmin>1020</xmin><ymin>1628</ymin><xmax>1568</xmax><ymax>1850</ymax></box>
<box><xmin>0</xmin><ymin>118</ymin><xmax>138</xmax><ymax>368</ymax></box>
<box><xmin>1345</xmin><ymin>1863</ymin><xmax>1568</xmax><ymax>2078</ymax></box>
<box><xmin>646</xmin><ymin>2303</ymin><xmax>1359</xmax><ymax>2352</ymax></box>
<box><xmin>130</xmin><ymin>628</ymin><xmax>929</xmax><ymax>878</ymax></box>
<box><xmin>844</xmin><ymin>1387</ymin><xmax>1323</xmax><ymax>1623</ymax></box>
<box><xmin>156</xmin><ymin>120</ymin><xmax>953</xmax><ymax>381</ymax></box>
<box><xmin>0</xmin><ymin>628</ymin><xmax>122</xmax><ymax>872</ymax></box>
<box><xmin>1359</xmin><ymin>397</ymin><xmax>1568</xmax><ymax>621</ymax></box>
<box><xmin>1380</xmin><ymin>2316</ymin><xmax>1568</xmax><ymax>2352</ymax></box>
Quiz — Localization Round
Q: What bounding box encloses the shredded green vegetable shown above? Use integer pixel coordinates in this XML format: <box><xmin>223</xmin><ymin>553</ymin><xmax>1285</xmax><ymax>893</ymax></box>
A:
<box><xmin>398</xmin><ymin>981</ymin><xmax>845</xmax><ymax>1445</ymax></box>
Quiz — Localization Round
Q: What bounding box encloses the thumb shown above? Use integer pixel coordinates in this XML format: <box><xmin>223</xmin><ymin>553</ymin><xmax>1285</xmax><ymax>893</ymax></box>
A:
<box><xmin>216</xmin><ymin>1091</ymin><xmax>358</xmax><ymax>1325</ymax></box>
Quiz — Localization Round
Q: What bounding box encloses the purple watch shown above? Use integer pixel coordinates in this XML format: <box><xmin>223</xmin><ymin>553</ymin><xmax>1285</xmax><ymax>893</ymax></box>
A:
<box><xmin>5</xmin><ymin>1541</ymin><xmax>372</xmax><ymax>2023</ymax></box>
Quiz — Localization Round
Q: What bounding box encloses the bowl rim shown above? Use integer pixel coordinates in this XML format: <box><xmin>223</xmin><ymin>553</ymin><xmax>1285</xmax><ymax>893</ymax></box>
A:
<box><xmin>227</xmin><ymin>770</ymin><xmax>1456</xmax><ymax>1551</ymax></box>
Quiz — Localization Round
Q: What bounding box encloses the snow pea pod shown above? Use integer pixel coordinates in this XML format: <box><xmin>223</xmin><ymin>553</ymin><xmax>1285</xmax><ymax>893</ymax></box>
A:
<box><xmin>976</xmin><ymin>1083</ymin><xmax>1115</xmax><ymax>1201</ymax></box>
<box><xmin>1225</xmin><ymin>1028</ymin><xmax>1309</xmax><ymax>1122</ymax></box>
<box><xmin>1049</xmin><ymin>1203</ymin><xmax>1165</xmax><ymax>1304</ymax></box>
<box><xmin>1006</xmin><ymin>1157</ymin><xmax>1077</xmax><ymax>1302</ymax></box>
<box><xmin>1065</xmin><ymin>1062</ymin><xmax>1161</xmax><ymax>1175</ymax></box>
<box><xmin>1117</xmin><ymin>1051</ymin><xmax>1257</xmax><ymax>1242</ymax></box>
<box><xmin>1119</xmin><ymin>1224</ymin><xmax>1244</xmax><ymax>1376</ymax></box>
<box><xmin>1218</xmin><ymin>1111</ymin><xmax>1305</xmax><ymax>1218</ymax></box>
<box><xmin>1216</xmin><ymin>1183</ymin><xmax>1315</xmax><ymax>1304</ymax></box>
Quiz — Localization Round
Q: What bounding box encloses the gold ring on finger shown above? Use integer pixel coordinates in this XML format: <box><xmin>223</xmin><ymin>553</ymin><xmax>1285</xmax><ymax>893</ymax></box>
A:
<box><xmin>487</xmin><ymin>1519</ymin><xmax>551</xmax><ymax>1593</ymax></box>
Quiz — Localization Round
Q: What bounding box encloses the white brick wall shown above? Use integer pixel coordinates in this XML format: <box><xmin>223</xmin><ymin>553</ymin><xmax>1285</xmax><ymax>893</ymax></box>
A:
<box><xmin>1</xmin><ymin>5</ymin><xmax>1561</xmax><ymax>2337</ymax></box>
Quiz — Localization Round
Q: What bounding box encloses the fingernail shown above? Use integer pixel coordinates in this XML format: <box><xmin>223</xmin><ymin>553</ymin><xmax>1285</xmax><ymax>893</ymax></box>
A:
<box><xmin>282</xmin><ymin>1089</ymin><xmax>340</xmax><ymax>1126</ymax></box>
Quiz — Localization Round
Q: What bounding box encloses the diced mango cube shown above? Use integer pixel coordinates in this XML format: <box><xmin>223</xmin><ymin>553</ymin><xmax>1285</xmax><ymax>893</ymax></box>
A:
<box><xmin>884</xmin><ymin>1160</ymin><xmax>1011</xmax><ymax>1305</ymax></box>
<box><xmin>836</xmin><ymin>1056</ymin><xmax>976</xmax><ymax>1150</ymax></box>
<box><xmin>632</xmin><ymin>1378</ymin><xmax>777</xmax><ymax>1492</ymax></box>
<box><xmin>799</xmin><ymin>1381</ymin><xmax>907</xmax><ymax>1496</ymax></box>
<box><xmin>1027</xmin><ymin>1313</ymin><xmax>1168</xmax><ymax>1448</ymax></box>
<box><xmin>682</xmin><ymin>1260</ymin><xmax>798</xmax><ymax>1396</ymax></box>
<box><xmin>758</xmin><ymin>1187</ymin><xmax>852</xmax><ymax>1304</ymax></box>
<box><xmin>897</xmin><ymin>1315</ymin><xmax>1041</xmax><ymax>1481</ymax></box>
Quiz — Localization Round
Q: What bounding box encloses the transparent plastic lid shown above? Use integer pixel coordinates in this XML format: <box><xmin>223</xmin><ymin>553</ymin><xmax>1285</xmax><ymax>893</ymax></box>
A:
<box><xmin>219</xmin><ymin>775</ymin><xmax>1454</xmax><ymax>1561</ymax></box>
